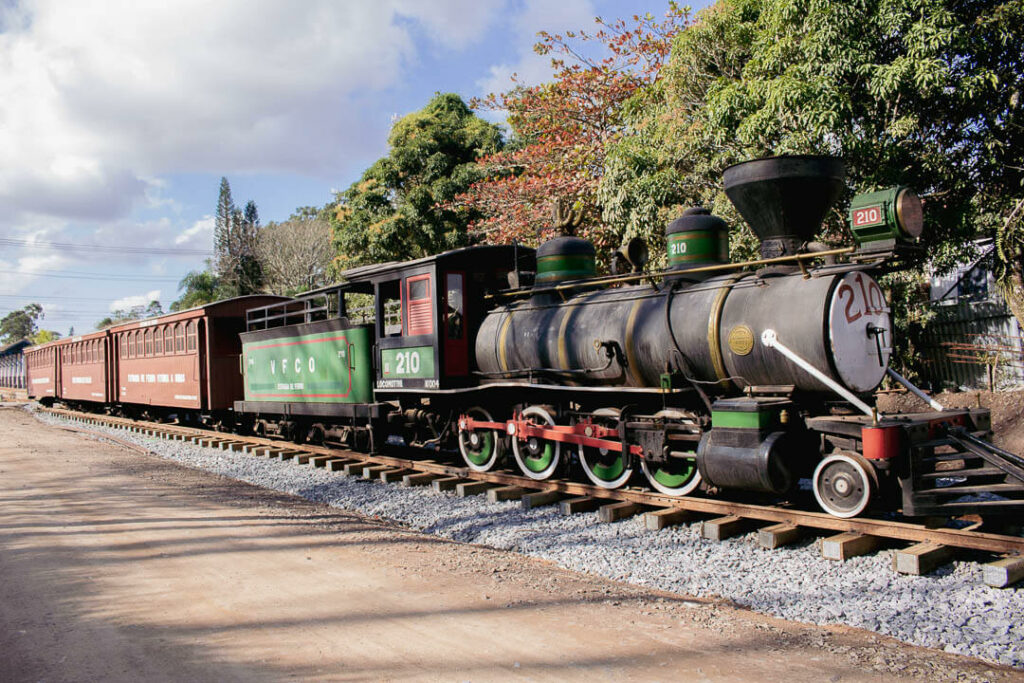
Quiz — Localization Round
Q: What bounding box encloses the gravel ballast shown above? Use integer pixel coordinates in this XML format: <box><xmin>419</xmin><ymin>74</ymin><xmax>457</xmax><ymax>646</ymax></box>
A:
<box><xmin>35</xmin><ymin>409</ymin><xmax>1024</xmax><ymax>668</ymax></box>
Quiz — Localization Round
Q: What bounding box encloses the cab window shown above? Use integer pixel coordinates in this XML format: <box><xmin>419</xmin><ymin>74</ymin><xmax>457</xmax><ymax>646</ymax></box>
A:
<box><xmin>378</xmin><ymin>281</ymin><xmax>403</xmax><ymax>337</ymax></box>
<box><xmin>405</xmin><ymin>274</ymin><xmax>432</xmax><ymax>336</ymax></box>
<box><xmin>445</xmin><ymin>273</ymin><xmax>464</xmax><ymax>339</ymax></box>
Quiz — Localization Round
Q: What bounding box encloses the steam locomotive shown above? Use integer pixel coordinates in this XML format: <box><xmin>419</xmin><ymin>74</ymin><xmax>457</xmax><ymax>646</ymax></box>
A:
<box><xmin>27</xmin><ymin>156</ymin><xmax>1024</xmax><ymax>519</ymax></box>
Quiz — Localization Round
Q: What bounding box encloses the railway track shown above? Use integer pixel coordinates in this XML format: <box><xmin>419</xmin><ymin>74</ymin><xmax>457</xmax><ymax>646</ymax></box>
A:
<box><xmin>44</xmin><ymin>406</ymin><xmax>1024</xmax><ymax>587</ymax></box>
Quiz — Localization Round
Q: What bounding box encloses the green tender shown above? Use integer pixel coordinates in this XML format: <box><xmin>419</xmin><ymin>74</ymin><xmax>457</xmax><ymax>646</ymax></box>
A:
<box><xmin>242</xmin><ymin>326</ymin><xmax>373</xmax><ymax>404</ymax></box>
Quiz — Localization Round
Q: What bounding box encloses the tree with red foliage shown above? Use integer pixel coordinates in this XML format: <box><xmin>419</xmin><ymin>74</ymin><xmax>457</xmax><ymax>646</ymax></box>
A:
<box><xmin>451</xmin><ymin>3</ymin><xmax>691</xmax><ymax>256</ymax></box>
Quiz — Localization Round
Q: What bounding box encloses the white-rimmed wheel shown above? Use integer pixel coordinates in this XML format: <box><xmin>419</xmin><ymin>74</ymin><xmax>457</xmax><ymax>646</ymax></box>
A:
<box><xmin>578</xmin><ymin>408</ymin><xmax>633</xmax><ymax>489</ymax></box>
<box><xmin>458</xmin><ymin>406</ymin><xmax>505</xmax><ymax>472</ymax></box>
<box><xmin>639</xmin><ymin>410</ymin><xmax>702</xmax><ymax>497</ymax></box>
<box><xmin>511</xmin><ymin>405</ymin><xmax>562</xmax><ymax>480</ymax></box>
<box><xmin>813</xmin><ymin>452</ymin><xmax>875</xmax><ymax>518</ymax></box>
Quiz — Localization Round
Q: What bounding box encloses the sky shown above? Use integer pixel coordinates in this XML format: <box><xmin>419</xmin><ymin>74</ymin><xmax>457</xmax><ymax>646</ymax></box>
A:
<box><xmin>0</xmin><ymin>0</ymin><xmax>699</xmax><ymax>336</ymax></box>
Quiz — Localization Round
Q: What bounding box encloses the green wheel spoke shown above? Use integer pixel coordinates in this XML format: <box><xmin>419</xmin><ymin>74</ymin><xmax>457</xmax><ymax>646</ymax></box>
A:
<box><xmin>463</xmin><ymin>432</ymin><xmax>494</xmax><ymax>466</ymax></box>
<box><xmin>511</xmin><ymin>406</ymin><xmax>561</xmax><ymax>480</ymax></box>
<box><xmin>642</xmin><ymin>453</ymin><xmax>700</xmax><ymax>496</ymax></box>
<box><xmin>523</xmin><ymin>442</ymin><xmax>554</xmax><ymax>472</ymax></box>
<box><xmin>589</xmin><ymin>454</ymin><xmax>624</xmax><ymax>481</ymax></box>
<box><xmin>653</xmin><ymin>460</ymin><xmax>696</xmax><ymax>487</ymax></box>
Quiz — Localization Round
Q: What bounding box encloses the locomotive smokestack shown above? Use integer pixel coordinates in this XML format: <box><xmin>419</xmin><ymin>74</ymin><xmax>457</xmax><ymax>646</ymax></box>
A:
<box><xmin>722</xmin><ymin>155</ymin><xmax>845</xmax><ymax>260</ymax></box>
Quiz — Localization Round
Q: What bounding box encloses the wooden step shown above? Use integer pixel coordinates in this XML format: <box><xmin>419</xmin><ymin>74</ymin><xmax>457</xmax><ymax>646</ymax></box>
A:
<box><xmin>914</xmin><ymin>482</ymin><xmax>1024</xmax><ymax>499</ymax></box>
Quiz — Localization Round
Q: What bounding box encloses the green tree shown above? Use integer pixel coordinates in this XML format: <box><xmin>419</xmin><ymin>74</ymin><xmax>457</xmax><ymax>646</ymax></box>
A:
<box><xmin>214</xmin><ymin>177</ymin><xmax>235</xmax><ymax>281</ymax></box>
<box><xmin>238</xmin><ymin>200</ymin><xmax>263</xmax><ymax>294</ymax></box>
<box><xmin>290</xmin><ymin>206</ymin><xmax>324</xmax><ymax>221</ymax></box>
<box><xmin>0</xmin><ymin>303</ymin><xmax>42</xmax><ymax>344</ymax></box>
<box><xmin>95</xmin><ymin>300</ymin><xmax>164</xmax><ymax>330</ymax></box>
<box><xmin>214</xmin><ymin>179</ymin><xmax>263</xmax><ymax>295</ymax></box>
<box><xmin>32</xmin><ymin>329</ymin><xmax>59</xmax><ymax>344</ymax></box>
<box><xmin>455</xmin><ymin>7</ymin><xmax>689</xmax><ymax>253</ymax></box>
<box><xmin>330</xmin><ymin>93</ymin><xmax>504</xmax><ymax>269</ymax></box>
<box><xmin>601</xmin><ymin>0</ymin><xmax>1024</xmax><ymax>272</ymax></box>
<box><xmin>170</xmin><ymin>271</ymin><xmax>221</xmax><ymax>312</ymax></box>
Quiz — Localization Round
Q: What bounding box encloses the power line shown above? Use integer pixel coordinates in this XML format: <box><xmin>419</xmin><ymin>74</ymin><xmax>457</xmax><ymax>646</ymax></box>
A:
<box><xmin>0</xmin><ymin>308</ymin><xmax>142</xmax><ymax>316</ymax></box>
<box><xmin>0</xmin><ymin>269</ymin><xmax>181</xmax><ymax>282</ymax></box>
<box><xmin>0</xmin><ymin>237</ymin><xmax>211</xmax><ymax>256</ymax></box>
<box><xmin>0</xmin><ymin>294</ymin><xmax>134</xmax><ymax>302</ymax></box>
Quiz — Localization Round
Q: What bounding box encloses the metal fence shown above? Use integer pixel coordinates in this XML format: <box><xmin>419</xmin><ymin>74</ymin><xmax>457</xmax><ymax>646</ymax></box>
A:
<box><xmin>918</xmin><ymin>299</ymin><xmax>1024</xmax><ymax>390</ymax></box>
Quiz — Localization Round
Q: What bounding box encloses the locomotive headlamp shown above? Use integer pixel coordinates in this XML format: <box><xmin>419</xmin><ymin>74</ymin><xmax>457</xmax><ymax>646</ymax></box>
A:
<box><xmin>849</xmin><ymin>186</ymin><xmax>923</xmax><ymax>246</ymax></box>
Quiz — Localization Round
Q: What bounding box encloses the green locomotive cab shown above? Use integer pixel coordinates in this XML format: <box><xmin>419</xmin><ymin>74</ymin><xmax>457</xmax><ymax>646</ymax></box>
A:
<box><xmin>234</xmin><ymin>244</ymin><xmax>533</xmax><ymax>449</ymax></box>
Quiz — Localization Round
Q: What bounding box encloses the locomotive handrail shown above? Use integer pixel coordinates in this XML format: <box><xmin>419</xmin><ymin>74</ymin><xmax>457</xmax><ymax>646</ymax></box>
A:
<box><xmin>760</xmin><ymin>329</ymin><xmax>876</xmax><ymax>418</ymax></box>
<box><xmin>487</xmin><ymin>246</ymin><xmax>857</xmax><ymax>300</ymax></box>
<box><xmin>886</xmin><ymin>368</ymin><xmax>944</xmax><ymax>412</ymax></box>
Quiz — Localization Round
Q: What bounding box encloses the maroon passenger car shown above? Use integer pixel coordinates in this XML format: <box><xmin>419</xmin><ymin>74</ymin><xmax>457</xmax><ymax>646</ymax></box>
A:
<box><xmin>24</xmin><ymin>341</ymin><xmax>59</xmax><ymax>403</ymax></box>
<box><xmin>59</xmin><ymin>330</ymin><xmax>112</xmax><ymax>405</ymax></box>
<box><xmin>109</xmin><ymin>296</ymin><xmax>289</xmax><ymax>415</ymax></box>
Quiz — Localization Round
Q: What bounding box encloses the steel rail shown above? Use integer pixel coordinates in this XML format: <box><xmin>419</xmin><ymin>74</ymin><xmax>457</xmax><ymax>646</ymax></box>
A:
<box><xmin>44</xmin><ymin>407</ymin><xmax>1024</xmax><ymax>556</ymax></box>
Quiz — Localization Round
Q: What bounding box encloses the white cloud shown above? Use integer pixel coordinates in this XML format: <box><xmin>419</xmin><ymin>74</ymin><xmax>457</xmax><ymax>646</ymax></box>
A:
<box><xmin>476</xmin><ymin>0</ymin><xmax>597</xmax><ymax>97</ymax></box>
<box><xmin>395</xmin><ymin>0</ymin><xmax>506</xmax><ymax>49</ymax></box>
<box><xmin>0</xmin><ymin>0</ymin><xmax>502</xmax><ymax>225</ymax></box>
<box><xmin>175</xmin><ymin>216</ymin><xmax>214</xmax><ymax>247</ymax></box>
<box><xmin>110</xmin><ymin>290</ymin><xmax>162</xmax><ymax>312</ymax></box>
<box><xmin>0</xmin><ymin>225</ymin><xmax>71</xmax><ymax>295</ymax></box>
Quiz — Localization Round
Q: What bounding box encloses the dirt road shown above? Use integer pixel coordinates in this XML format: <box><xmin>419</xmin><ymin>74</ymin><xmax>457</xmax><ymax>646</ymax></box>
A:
<box><xmin>0</xmin><ymin>407</ymin><xmax>1014</xmax><ymax>681</ymax></box>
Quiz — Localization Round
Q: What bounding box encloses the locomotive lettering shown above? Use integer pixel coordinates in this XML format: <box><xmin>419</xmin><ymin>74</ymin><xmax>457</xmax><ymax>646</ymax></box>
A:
<box><xmin>852</xmin><ymin>204</ymin><xmax>884</xmax><ymax>227</ymax></box>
